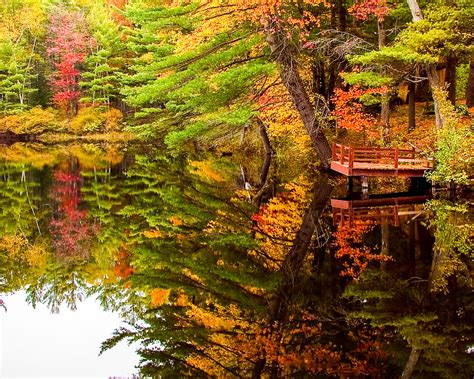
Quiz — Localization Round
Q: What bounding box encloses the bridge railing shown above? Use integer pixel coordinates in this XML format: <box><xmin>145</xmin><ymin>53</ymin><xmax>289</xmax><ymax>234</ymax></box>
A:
<box><xmin>332</xmin><ymin>143</ymin><xmax>432</xmax><ymax>169</ymax></box>
<box><xmin>332</xmin><ymin>204</ymin><xmax>425</xmax><ymax>227</ymax></box>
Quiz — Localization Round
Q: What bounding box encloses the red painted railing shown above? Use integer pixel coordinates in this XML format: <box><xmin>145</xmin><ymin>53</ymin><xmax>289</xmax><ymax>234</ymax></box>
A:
<box><xmin>332</xmin><ymin>204</ymin><xmax>425</xmax><ymax>227</ymax></box>
<box><xmin>332</xmin><ymin>143</ymin><xmax>432</xmax><ymax>170</ymax></box>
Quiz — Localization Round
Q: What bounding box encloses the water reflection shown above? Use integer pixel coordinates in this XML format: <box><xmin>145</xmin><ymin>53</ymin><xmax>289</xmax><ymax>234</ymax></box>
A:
<box><xmin>0</xmin><ymin>143</ymin><xmax>472</xmax><ymax>378</ymax></box>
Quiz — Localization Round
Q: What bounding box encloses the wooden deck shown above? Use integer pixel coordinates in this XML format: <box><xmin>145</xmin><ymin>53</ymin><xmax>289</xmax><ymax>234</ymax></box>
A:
<box><xmin>331</xmin><ymin>143</ymin><xmax>433</xmax><ymax>177</ymax></box>
<box><xmin>331</xmin><ymin>193</ymin><xmax>429</xmax><ymax>227</ymax></box>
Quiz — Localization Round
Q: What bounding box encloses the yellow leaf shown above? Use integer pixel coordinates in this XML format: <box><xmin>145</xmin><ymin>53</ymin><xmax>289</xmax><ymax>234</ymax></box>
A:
<box><xmin>150</xmin><ymin>288</ymin><xmax>171</xmax><ymax>307</ymax></box>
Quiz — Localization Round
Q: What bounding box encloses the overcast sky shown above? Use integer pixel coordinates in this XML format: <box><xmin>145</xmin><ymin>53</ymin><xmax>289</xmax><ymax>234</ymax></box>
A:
<box><xmin>0</xmin><ymin>291</ymin><xmax>139</xmax><ymax>378</ymax></box>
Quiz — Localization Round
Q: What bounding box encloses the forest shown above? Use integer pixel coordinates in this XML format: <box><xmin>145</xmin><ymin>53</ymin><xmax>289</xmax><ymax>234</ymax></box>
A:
<box><xmin>0</xmin><ymin>0</ymin><xmax>473</xmax><ymax>378</ymax></box>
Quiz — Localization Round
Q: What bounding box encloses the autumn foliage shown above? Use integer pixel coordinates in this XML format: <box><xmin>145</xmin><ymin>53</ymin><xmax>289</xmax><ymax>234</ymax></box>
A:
<box><xmin>333</xmin><ymin>222</ymin><xmax>390</xmax><ymax>279</ymax></box>
<box><xmin>50</xmin><ymin>171</ymin><xmax>97</xmax><ymax>262</ymax></box>
<box><xmin>332</xmin><ymin>86</ymin><xmax>387</xmax><ymax>132</ymax></box>
<box><xmin>47</xmin><ymin>6</ymin><xmax>94</xmax><ymax>116</ymax></box>
<box><xmin>348</xmin><ymin>0</ymin><xmax>390</xmax><ymax>21</ymax></box>
<box><xmin>251</xmin><ymin>179</ymin><xmax>311</xmax><ymax>269</ymax></box>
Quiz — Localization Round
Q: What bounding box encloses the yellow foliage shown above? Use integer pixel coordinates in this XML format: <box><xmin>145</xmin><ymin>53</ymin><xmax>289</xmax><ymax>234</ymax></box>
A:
<box><xmin>169</xmin><ymin>215</ymin><xmax>184</xmax><ymax>226</ymax></box>
<box><xmin>0</xmin><ymin>107</ymin><xmax>60</xmax><ymax>134</ymax></box>
<box><xmin>189</xmin><ymin>160</ymin><xmax>225</xmax><ymax>182</ymax></box>
<box><xmin>0</xmin><ymin>143</ymin><xmax>57</xmax><ymax>169</ymax></box>
<box><xmin>174</xmin><ymin>291</ymin><xmax>190</xmax><ymax>307</ymax></box>
<box><xmin>150</xmin><ymin>288</ymin><xmax>171</xmax><ymax>307</ymax></box>
<box><xmin>182</xmin><ymin>268</ymin><xmax>204</xmax><ymax>285</ymax></box>
<box><xmin>104</xmin><ymin>109</ymin><xmax>124</xmax><ymax>131</ymax></box>
<box><xmin>185</xmin><ymin>303</ymin><xmax>242</xmax><ymax>330</ymax></box>
<box><xmin>251</xmin><ymin>178</ymin><xmax>312</xmax><ymax>270</ymax></box>
<box><xmin>0</xmin><ymin>1</ymin><xmax>45</xmax><ymax>41</ymax></box>
<box><xmin>259</xmin><ymin>81</ymin><xmax>313</xmax><ymax>163</ymax></box>
<box><xmin>184</xmin><ymin>300</ymin><xmax>254</xmax><ymax>376</ymax></box>
<box><xmin>143</xmin><ymin>229</ymin><xmax>163</xmax><ymax>238</ymax></box>
<box><xmin>24</xmin><ymin>243</ymin><xmax>48</xmax><ymax>269</ymax></box>
<box><xmin>70</xmin><ymin>107</ymin><xmax>106</xmax><ymax>133</ymax></box>
<box><xmin>0</xmin><ymin>234</ymin><xmax>28</xmax><ymax>259</ymax></box>
<box><xmin>102</xmin><ymin>147</ymin><xmax>124</xmax><ymax>166</ymax></box>
<box><xmin>69</xmin><ymin>145</ymin><xmax>108</xmax><ymax>170</ymax></box>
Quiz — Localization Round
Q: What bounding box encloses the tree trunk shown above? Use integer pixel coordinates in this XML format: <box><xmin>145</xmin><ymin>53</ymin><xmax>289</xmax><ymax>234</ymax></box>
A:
<box><xmin>400</xmin><ymin>348</ymin><xmax>422</xmax><ymax>379</ymax></box>
<box><xmin>257</xmin><ymin>118</ymin><xmax>274</xmax><ymax>155</ymax></box>
<box><xmin>266</xmin><ymin>28</ymin><xmax>332</xmax><ymax>169</ymax></box>
<box><xmin>406</xmin><ymin>0</ymin><xmax>423</xmax><ymax>21</ymax></box>
<box><xmin>406</xmin><ymin>0</ymin><xmax>445</xmax><ymax>129</ymax></box>
<box><xmin>466</xmin><ymin>58</ymin><xmax>474</xmax><ymax>107</ymax></box>
<box><xmin>445</xmin><ymin>56</ymin><xmax>457</xmax><ymax>105</ymax></box>
<box><xmin>408</xmin><ymin>221</ymin><xmax>416</xmax><ymax>277</ymax></box>
<box><xmin>337</xmin><ymin>0</ymin><xmax>347</xmax><ymax>31</ymax></box>
<box><xmin>380</xmin><ymin>223</ymin><xmax>390</xmax><ymax>271</ymax></box>
<box><xmin>408</xmin><ymin>80</ymin><xmax>416</xmax><ymax>131</ymax></box>
<box><xmin>272</xmin><ymin>176</ymin><xmax>333</xmax><ymax>322</ymax></box>
<box><xmin>253</xmin><ymin>176</ymin><xmax>333</xmax><ymax>377</ymax></box>
<box><xmin>426</xmin><ymin>65</ymin><xmax>445</xmax><ymax>128</ymax></box>
<box><xmin>312</xmin><ymin>60</ymin><xmax>327</xmax><ymax>98</ymax></box>
<box><xmin>377</xmin><ymin>20</ymin><xmax>386</xmax><ymax>49</ymax></box>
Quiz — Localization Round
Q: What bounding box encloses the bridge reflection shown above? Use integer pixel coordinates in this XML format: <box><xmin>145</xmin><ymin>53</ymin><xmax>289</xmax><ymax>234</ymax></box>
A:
<box><xmin>331</xmin><ymin>192</ymin><xmax>430</xmax><ymax>227</ymax></box>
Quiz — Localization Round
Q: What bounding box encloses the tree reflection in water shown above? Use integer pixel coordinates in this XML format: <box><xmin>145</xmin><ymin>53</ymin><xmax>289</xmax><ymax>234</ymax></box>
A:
<box><xmin>0</xmin><ymin>143</ymin><xmax>472</xmax><ymax>378</ymax></box>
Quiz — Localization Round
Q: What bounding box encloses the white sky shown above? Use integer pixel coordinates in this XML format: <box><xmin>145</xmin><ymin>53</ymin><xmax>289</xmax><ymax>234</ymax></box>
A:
<box><xmin>0</xmin><ymin>291</ymin><xmax>139</xmax><ymax>379</ymax></box>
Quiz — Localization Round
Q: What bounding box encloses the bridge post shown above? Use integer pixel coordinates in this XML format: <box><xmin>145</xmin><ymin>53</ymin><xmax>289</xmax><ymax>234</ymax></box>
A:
<box><xmin>347</xmin><ymin>176</ymin><xmax>354</xmax><ymax>192</ymax></box>
<box><xmin>361</xmin><ymin>176</ymin><xmax>369</xmax><ymax>199</ymax></box>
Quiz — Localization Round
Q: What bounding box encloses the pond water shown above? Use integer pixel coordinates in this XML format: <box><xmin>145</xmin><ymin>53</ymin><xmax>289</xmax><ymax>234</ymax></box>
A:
<box><xmin>0</xmin><ymin>142</ymin><xmax>472</xmax><ymax>378</ymax></box>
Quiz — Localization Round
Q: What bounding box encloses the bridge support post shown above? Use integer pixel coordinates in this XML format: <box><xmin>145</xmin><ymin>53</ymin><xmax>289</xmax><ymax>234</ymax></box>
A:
<box><xmin>347</xmin><ymin>176</ymin><xmax>354</xmax><ymax>192</ymax></box>
<box><xmin>361</xmin><ymin>176</ymin><xmax>369</xmax><ymax>199</ymax></box>
<box><xmin>409</xmin><ymin>177</ymin><xmax>430</xmax><ymax>192</ymax></box>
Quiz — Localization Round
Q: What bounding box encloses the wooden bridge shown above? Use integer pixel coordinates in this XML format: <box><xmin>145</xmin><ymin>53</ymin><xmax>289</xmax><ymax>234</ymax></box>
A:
<box><xmin>331</xmin><ymin>143</ymin><xmax>433</xmax><ymax>177</ymax></box>
<box><xmin>331</xmin><ymin>193</ymin><xmax>429</xmax><ymax>227</ymax></box>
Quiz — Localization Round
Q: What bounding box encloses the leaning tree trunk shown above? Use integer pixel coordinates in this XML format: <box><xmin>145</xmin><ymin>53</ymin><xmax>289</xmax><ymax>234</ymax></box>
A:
<box><xmin>266</xmin><ymin>26</ymin><xmax>332</xmax><ymax>169</ymax></box>
<box><xmin>466</xmin><ymin>58</ymin><xmax>474</xmax><ymax>107</ymax></box>
<box><xmin>406</xmin><ymin>0</ymin><xmax>445</xmax><ymax>129</ymax></box>
<box><xmin>400</xmin><ymin>348</ymin><xmax>422</xmax><ymax>379</ymax></box>
<box><xmin>251</xmin><ymin>176</ymin><xmax>334</xmax><ymax>378</ymax></box>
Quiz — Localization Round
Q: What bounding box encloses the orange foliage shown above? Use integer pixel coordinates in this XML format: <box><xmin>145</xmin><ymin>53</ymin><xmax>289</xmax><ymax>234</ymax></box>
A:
<box><xmin>332</xmin><ymin>86</ymin><xmax>387</xmax><ymax>132</ymax></box>
<box><xmin>189</xmin><ymin>160</ymin><xmax>225</xmax><ymax>183</ymax></box>
<box><xmin>113</xmin><ymin>248</ymin><xmax>134</xmax><ymax>280</ymax></box>
<box><xmin>348</xmin><ymin>0</ymin><xmax>390</xmax><ymax>22</ymax></box>
<box><xmin>143</xmin><ymin>229</ymin><xmax>163</xmax><ymax>238</ymax></box>
<box><xmin>237</xmin><ymin>312</ymin><xmax>388</xmax><ymax>377</ymax></box>
<box><xmin>150</xmin><ymin>288</ymin><xmax>171</xmax><ymax>307</ymax></box>
<box><xmin>169</xmin><ymin>215</ymin><xmax>184</xmax><ymax>226</ymax></box>
<box><xmin>107</xmin><ymin>0</ymin><xmax>131</xmax><ymax>26</ymax></box>
<box><xmin>333</xmin><ymin>222</ymin><xmax>390</xmax><ymax>279</ymax></box>
<box><xmin>231</xmin><ymin>0</ymin><xmax>327</xmax><ymax>30</ymax></box>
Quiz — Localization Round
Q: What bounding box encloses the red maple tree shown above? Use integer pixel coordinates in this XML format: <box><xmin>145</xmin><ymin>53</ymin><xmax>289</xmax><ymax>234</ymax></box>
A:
<box><xmin>50</xmin><ymin>170</ymin><xmax>98</xmax><ymax>262</ymax></box>
<box><xmin>47</xmin><ymin>6</ymin><xmax>95</xmax><ymax>116</ymax></box>
<box><xmin>349</xmin><ymin>0</ymin><xmax>390</xmax><ymax>22</ymax></box>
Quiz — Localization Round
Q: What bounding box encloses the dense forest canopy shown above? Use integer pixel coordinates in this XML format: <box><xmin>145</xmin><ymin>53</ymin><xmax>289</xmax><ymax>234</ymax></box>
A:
<box><xmin>0</xmin><ymin>0</ymin><xmax>472</xmax><ymax>182</ymax></box>
<box><xmin>0</xmin><ymin>0</ymin><xmax>473</xmax><ymax>378</ymax></box>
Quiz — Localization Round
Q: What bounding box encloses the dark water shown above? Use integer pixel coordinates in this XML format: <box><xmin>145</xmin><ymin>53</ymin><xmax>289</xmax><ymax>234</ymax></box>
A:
<box><xmin>0</xmin><ymin>142</ymin><xmax>472</xmax><ymax>378</ymax></box>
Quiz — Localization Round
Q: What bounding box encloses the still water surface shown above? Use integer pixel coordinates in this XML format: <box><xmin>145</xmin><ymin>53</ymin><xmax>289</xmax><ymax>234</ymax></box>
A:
<box><xmin>1</xmin><ymin>291</ymin><xmax>138</xmax><ymax>377</ymax></box>
<box><xmin>0</xmin><ymin>142</ymin><xmax>472</xmax><ymax>378</ymax></box>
